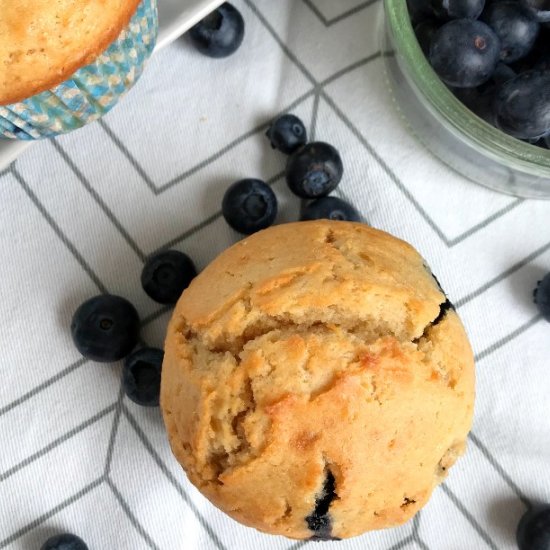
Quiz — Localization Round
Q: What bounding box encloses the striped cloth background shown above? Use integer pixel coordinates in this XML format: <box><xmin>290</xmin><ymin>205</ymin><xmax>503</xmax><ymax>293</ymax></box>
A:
<box><xmin>1</xmin><ymin>0</ymin><xmax>549</xmax><ymax>548</ymax></box>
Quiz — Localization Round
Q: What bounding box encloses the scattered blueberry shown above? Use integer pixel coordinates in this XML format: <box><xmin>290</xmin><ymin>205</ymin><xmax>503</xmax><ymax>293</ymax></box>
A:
<box><xmin>141</xmin><ymin>250</ymin><xmax>197</xmax><ymax>305</ymax></box>
<box><xmin>41</xmin><ymin>533</ymin><xmax>88</xmax><ymax>550</ymax></box>
<box><xmin>520</xmin><ymin>0</ymin><xmax>550</xmax><ymax>22</ymax></box>
<box><xmin>494</xmin><ymin>69</ymin><xmax>550</xmax><ymax>139</ymax></box>
<box><xmin>222</xmin><ymin>178</ymin><xmax>278</xmax><ymax>234</ymax></box>
<box><xmin>300</xmin><ymin>196</ymin><xmax>361</xmax><ymax>222</ymax></box>
<box><xmin>71</xmin><ymin>295</ymin><xmax>140</xmax><ymax>362</ymax></box>
<box><xmin>188</xmin><ymin>3</ymin><xmax>245</xmax><ymax>58</ymax></box>
<box><xmin>286</xmin><ymin>142</ymin><xmax>344</xmax><ymax>199</ymax></box>
<box><xmin>534</xmin><ymin>272</ymin><xmax>550</xmax><ymax>321</ymax></box>
<box><xmin>481</xmin><ymin>1</ymin><xmax>539</xmax><ymax>63</ymax></box>
<box><xmin>123</xmin><ymin>348</ymin><xmax>164</xmax><ymax>407</ymax></box>
<box><xmin>415</xmin><ymin>19</ymin><xmax>440</xmax><ymax>55</ymax></box>
<box><xmin>429</xmin><ymin>19</ymin><xmax>501</xmax><ymax>87</ymax></box>
<box><xmin>266</xmin><ymin>114</ymin><xmax>307</xmax><ymax>155</ymax></box>
<box><xmin>517</xmin><ymin>504</ymin><xmax>550</xmax><ymax>550</ymax></box>
<box><xmin>430</xmin><ymin>0</ymin><xmax>486</xmax><ymax>20</ymax></box>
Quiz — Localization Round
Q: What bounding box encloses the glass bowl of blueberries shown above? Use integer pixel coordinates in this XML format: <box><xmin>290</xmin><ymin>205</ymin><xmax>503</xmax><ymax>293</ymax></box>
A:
<box><xmin>383</xmin><ymin>0</ymin><xmax>550</xmax><ymax>198</ymax></box>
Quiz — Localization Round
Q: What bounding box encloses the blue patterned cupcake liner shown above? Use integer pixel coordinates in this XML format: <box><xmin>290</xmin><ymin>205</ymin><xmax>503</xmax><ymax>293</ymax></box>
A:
<box><xmin>0</xmin><ymin>0</ymin><xmax>158</xmax><ymax>140</ymax></box>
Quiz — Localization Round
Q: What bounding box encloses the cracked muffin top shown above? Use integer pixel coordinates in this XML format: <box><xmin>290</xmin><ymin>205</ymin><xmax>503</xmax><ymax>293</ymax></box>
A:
<box><xmin>0</xmin><ymin>0</ymin><xmax>141</xmax><ymax>105</ymax></box>
<box><xmin>160</xmin><ymin>220</ymin><xmax>475</xmax><ymax>540</ymax></box>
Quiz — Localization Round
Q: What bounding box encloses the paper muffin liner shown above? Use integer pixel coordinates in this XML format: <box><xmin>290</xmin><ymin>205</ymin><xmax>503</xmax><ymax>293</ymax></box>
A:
<box><xmin>0</xmin><ymin>0</ymin><xmax>158</xmax><ymax>140</ymax></box>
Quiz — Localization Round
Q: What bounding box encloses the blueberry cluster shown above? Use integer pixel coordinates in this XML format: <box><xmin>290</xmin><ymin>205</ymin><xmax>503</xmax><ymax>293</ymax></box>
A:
<box><xmin>70</xmin><ymin>250</ymin><xmax>197</xmax><ymax>407</ymax></box>
<box><xmin>409</xmin><ymin>0</ymin><xmax>550</xmax><ymax>146</ymax></box>
<box><xmin>221</xmin><ymin>113</ymin><xmax>360</xmax><ymax>234</ymax></box>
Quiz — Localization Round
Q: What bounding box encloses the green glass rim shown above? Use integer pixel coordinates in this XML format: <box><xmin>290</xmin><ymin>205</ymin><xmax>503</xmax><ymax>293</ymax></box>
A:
<box><xmin>384</xmin><ymin>0</ymin><xmax>550</xmax><ymax>175</ymax></box>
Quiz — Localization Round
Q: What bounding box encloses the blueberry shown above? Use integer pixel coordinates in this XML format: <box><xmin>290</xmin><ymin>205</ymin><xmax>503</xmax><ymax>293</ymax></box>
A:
<box><xmin>286</xmin><ymin>142</ymin><xmax>344</xmax><ymax>199</ymax></box>
<box><xmin>430</xmin><ymin>0</ymin><xmax>485</xmax><ymax>20</ymax></box>
<box><xmin>414</xmin><ymin>19</ymin><xmax>440</xmax><ymax>56</ymax></box>
<box><xmin>305</xmin><ymin>470</ymin><xmax>337</xmax><ymax>540</ymax></box>
<box><xmin>222</xmin><ymin>178</ymin><xmax>278</xmax><ymax>234</ymax></box>
<box><xmin>188</xmin><ymin>3</ymin><xmax>245</xmax><ymax>58</ymax></box>
<box><xmin>141</xmin><ymin>250</ymin><xmax>196</xmax><ymax>305</ymax></box>
<box><xmin>123</xmin><ymin>347</ymin><xmax>164</xmax><ymax>407</ymax></box>
<box><xmin>534</xmin><ymin>54</ymin><xmax>550</xmax><ymax>70</ymax></box>
<box><xmin>407</xmin><ymin>0</ymin><xmax>433</xmax><ymax>25</ymax></box>
<box><xmin>493</xmin><ymin>61</ymin><xmax>517</xmax><ymax>84</ymax></box>
<box><xmin>41</xmin><ymin>533</ymin><xmax>88</xmax><ymax>550</ymax></box>
<box><xmin>429</xmin><ymin>19</ymin><xmax>501</xmax><ymax>88</ymax></box>
<box><xmin>534</xmin><ymin>273</ymin><xmax>550</xmax><ymax>321</ymax></box>
<box><xmin>517</xmin><ymin>505</ymin><xmax>550</xmax><ymax>550</ymax></box>
<box><xmin>452</xmin><ymin>85</ymin><xmax>496</xmax><ymax>124</ymax></box>
<box><xmin>481</xmin><ymin>1</ymin><xmax>539</xmax><ymax>63</ymax></box>
<box><xmin>265</xmin><ymin>114</ymin><xmax>307</xmax><ymax>155</ymax></box>
<box><xmin>300</xmin><ymin>196</ymin><xmax>361</xmax><ymax>222</ymax></box>
<box><xmin>494</xmin><ymin>70</ymin><xmax>550</xmax><ymax>139</ymax></box>
<box><xmin>520</xmin><ymin>0</ymin><xmax>550</xmax><ymax>22</ymax></box>
<box><xmin>71</xmin><ymin>295</ymin><xmax>140</xmax><ymax>362</ymax></box>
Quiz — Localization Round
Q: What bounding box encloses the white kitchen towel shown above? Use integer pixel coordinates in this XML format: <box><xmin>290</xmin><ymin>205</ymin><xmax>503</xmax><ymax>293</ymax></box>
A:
<box><xmin>1</xmin><ymin>0</ymin><xmax>549</xmax><ymax>549</ymax></box>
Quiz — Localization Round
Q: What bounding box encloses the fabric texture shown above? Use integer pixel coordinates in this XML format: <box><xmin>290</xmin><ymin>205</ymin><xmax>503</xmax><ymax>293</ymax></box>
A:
<box><xmin>0</xmin><ymin>0</ymin><xmax>549</xmax><ymax>549</ymax></box>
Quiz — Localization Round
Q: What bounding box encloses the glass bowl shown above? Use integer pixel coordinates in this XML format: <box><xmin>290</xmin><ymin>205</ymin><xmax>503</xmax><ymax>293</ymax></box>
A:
<box><xmin>382</xmin><ymin>0</ymin><xmax>550</xmax><ymax>199</ymax></box>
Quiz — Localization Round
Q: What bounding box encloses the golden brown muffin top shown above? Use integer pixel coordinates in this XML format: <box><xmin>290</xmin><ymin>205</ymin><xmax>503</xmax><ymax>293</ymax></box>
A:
<box><xmin>161</xmin><ymin>221</ymin><xmax>475</xmax><ymax>539</ymax></box>
<box><xmin>0</xmin><ymin>0</ymin><xmax>141</xmax><ymax>105</ymax></box>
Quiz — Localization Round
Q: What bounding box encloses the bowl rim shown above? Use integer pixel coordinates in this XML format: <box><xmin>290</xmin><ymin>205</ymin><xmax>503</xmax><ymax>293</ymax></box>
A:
<box><xmin>384</xmin><ymin>0</ymin><xmax>550</xmax><ymax>176</ymax></box>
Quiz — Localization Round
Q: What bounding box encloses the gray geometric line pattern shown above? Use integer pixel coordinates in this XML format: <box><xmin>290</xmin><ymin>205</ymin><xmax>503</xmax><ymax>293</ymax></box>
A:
<box><xmin>5</xmin><ymin>166</ymin><xmax>223</xmax><ymax>548</ymax></box>
<box><xmin>446</xmin><ymin>198</ymin><xmax>524</xmax><ymax>247</ymax></box>
<box><xmin>104</xmin><ymin>380</ymin><xmax>128</xmax><ymax>477</ymax></box>
<box><xmin>141</xmin><ymin>304</ymin><xmax>173</xmax><ymax>327</ymax></box>
<box><xmin>102</xmin><ymin>88</ymin><xmax>316</xmax><ymax>196</ymax></box>
<box><xmin>318</xmin><ymin>91</ymin><xmax>451</xmax><ymax>244</ymax></box>
<box><xmin>106</xmin><ymin>477</ymin><xmax>161</xmax><ymax>550</ymax></box>
<box><xmin>301</xmin><ymin>0</ymin><xmax>379</xmax><ymax>27</ymax></box>
<box><xmin>160</xmin><ymin>170</ymin><xmax>285</xmax><ymax>251</ymax></box>
<box><xmin>99</xmin><ymin>119</ymin><xmax>158</xmax><ymax>193</ymax></box>
<box><xmin>415</xmin><ymin>538</ymin><xmax>431</xmax><ymax>550</ymax></box>
<box><xmin>412</xmin><ymin>513</ymin><xmax>421</xmax><ymax>536</ymax></box>
<box><xmin>468</xmin><ymin>432</ymin><xmax>531</xmax><ymax>508</ymax></box>
<box><xmin>0</xmin><ymin>357</ymin><xmax>88</xmax><ymax>417</ymax></box>
<box><xmin>286</xmin><ymin>541</ymin><xmax>307</xmax><ymax>550</ymax></box>
<box><xmin>159</xmin><ymin>211</ymin><xmax>224</xmax><ymax>252</ymax></box>
<box><xmin>319</xmin><ymin>52</ymin><xmax>382</xmax><ymax>88</ymax></box>
<box><xmin>243</xmin><ymin>0</ymin><xmax>316</xmax><ymax>85</ymax></box>
<box><xmin>52</xmin><ymin>140</ymin><xmax>147</xmax><ymax>263</ymax></box>
<box><xmin>319</xmin><ymin>90</ymin><xmax>517</xmax><ymax>250</ymax></box>
<box><xmin>440</xmin><ymin>484</ymin><xmax>498</xmax><ymax>550</ymax></box>
<box><xmin>121</xmin><ymin>405</ymin><xmax>228</xmax><ymax>550</ymax></box>
<box><xmin>0</xmin><ymin>478</ymin><xmax>104</xmax><ymax>549</ymax></box>
<box><xmin>11</xmin><ymin>166</ymin><xmax>109</xmax><ymax>294</ymax></box>
<box><xmin>309</xmin><ymin>90</ymin><xmax>321</xmax><ymax>142</ymax></box>
<box><xmin>0</xmin><ymin>404</ymin><xmax>115</xmax><ymax>482</ymax></box>
<box><xmin>154</xmin><ymin>90</ymin><xmax>315</xmax><ymax>194</ymax></box>
<box><xmin>475</xmin><ymin>314</ymin><xmax>541</xmax><ymax>363</ymax></box>
<box><xmin>389</xmin><ymin>535</ymin><xmax>416</xmax><ymax>550</ymax></box>
<box><xmin>99</xmin><ymin>51</ymin><xmax>387</xmax><ymax>199</ymax></box>
<box><xmin>455</xmin><ymin>240</ymin><xmax>550</xmax><ymax>308</ymax></box>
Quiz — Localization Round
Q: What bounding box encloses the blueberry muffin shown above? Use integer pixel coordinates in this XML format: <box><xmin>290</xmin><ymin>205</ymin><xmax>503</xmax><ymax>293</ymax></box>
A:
<box><xmin>161</xmin><ymin>220</ymin><xmax>475</xmax><ymax>540</ymax></box>
<box><xmin>0</xmin><ymin>0</ymin><xmax>157</xmax><ymax>139</ymax></box>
